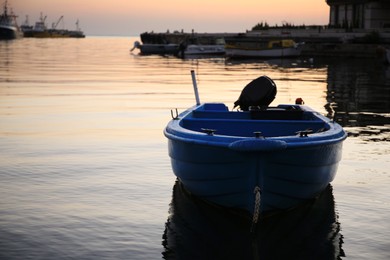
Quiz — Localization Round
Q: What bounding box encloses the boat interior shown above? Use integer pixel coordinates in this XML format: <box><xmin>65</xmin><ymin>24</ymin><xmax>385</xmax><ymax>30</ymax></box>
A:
<box><xmin>181</xmin><ymin>103</ymin><xmax>329</xmax><ymax>138</ymax></box>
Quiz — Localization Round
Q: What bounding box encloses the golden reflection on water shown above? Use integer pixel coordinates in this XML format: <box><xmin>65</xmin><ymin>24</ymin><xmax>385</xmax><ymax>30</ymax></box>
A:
<box><xmin>0</xmin><ymin>37</ymin><xmax>389</xmax><ymax>259</ymax></box>
<box><xmin>1</xmin><ymin>37</ymin><xmax>388</xmax><ymax>150</ymax></box>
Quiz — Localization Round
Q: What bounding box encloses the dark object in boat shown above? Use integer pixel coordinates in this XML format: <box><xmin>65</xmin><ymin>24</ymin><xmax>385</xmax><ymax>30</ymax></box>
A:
<box><xmin>234</xmin><ymin>76</ymin><xmax>277</xmax><ymax>111</ymax></box>
<box><xmin>295</xmin><ymin>97</ymin><xmax>304</xmax><ymax>105</ymax></box>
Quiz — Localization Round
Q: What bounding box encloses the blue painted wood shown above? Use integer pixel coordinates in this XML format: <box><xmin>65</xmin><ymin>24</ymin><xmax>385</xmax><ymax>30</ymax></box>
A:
<box><xmin>164</xmin><ymin>103</ymin><xmax>347</xmax><ymax>214</ymax></box>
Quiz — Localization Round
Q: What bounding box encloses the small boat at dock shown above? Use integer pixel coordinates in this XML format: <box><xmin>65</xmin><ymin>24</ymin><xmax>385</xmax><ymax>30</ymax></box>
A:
<box><xmin>164</xmin><ymin>73</ymin><xmax>347</xmax><ymax>217</ymax></box>
<box><xmin>181</xmin><ymin>44</ymin><xmax>225</xmax><ymax>57</ymax></box>
<box><xmin>225</xmin><ymin>38</ymin><xmax>304</xmax><ymax>58</ymax></box>
<box><xmin>178</xmin><ymin>38</ymin><xmax>226</xmax><ymax>58</ymax></box>
<box><xmin>131</xmin><ymin>41</ymin><xmax>180</xmax><ymax>55</ymax></box>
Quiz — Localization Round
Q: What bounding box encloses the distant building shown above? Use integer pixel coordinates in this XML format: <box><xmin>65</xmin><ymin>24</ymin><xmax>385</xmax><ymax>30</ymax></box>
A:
<box><xmin>326</xmin><ymin>0</ymin><xmax>390</xmax><ymax>29</ymax></box>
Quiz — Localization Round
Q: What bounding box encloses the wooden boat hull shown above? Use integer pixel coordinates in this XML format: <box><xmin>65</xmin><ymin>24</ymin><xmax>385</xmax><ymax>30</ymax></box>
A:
<box><xmin>168</xmin><ymin>138</ymin><xmax>342</xmax><ymax>213</ymax></box>
<box><xmin>164</xmin><ymin>103</ymin><xmax>346</xmax><ymax>214</ymax></box>
<box><xmin>225</xmin><ymin>38</ymin><xmax>304</xmax><ymax>58</ymax></box>
<box><xmin>139</xmin><ymin>43</ymin><xmax>179</xmax><ymax>55</ymax></box>
<box><xmin>225</xmin><ymin>46</ymin><xmax>302</xmax><ymax>58</ymax></box>
<box><xmin>183</xmin><ymin>44</ymin><xmax>225</xmax><ymax>56</ymax></box>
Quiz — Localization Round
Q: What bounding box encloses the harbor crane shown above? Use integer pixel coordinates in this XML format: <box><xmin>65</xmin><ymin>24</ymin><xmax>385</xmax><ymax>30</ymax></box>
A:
<box><xmin>52</xmin><ymin>15</ymin><xmax>63</xmax><ymax>29</ymax></box>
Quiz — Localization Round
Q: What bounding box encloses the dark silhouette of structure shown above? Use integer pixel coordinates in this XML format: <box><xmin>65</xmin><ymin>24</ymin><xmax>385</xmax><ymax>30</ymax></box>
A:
<box><xmin>326</xmin><ymin>0</ymin><xmax>390</xmax><ymax>29</ymax></box>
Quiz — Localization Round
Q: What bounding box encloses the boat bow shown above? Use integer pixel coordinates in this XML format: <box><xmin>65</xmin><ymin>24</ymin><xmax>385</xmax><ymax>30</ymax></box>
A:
<box><xmin>228</xmin><ymin>138</ymin><xmax>287</xmax><ymax>152</ymax></box>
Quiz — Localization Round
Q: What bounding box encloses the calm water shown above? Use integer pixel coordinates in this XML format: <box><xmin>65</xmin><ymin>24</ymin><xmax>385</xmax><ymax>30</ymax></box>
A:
<box><xmin>0</xmin><ymin>37</ymin><xmax>389</xmax><ymax>259</ymax></box>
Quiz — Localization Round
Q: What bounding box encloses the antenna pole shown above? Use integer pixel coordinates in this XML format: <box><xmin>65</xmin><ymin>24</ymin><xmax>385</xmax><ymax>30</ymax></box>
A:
<box><xmin>191</xmin><ymin>70</ymin><xmax>200</xmax><ymax>105</ymax></box>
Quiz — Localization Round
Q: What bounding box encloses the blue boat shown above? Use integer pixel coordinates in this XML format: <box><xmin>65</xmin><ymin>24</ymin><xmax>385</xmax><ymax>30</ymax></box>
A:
<box><xmin>164</xmin><ymin>74</ymin><xmax>347</xmax><ymax>217</ymax></box>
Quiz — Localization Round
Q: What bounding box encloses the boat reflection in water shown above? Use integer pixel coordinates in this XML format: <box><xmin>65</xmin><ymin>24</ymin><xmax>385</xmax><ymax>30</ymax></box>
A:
<box><xmin>162</xmin><ymin>181</ymin><xmax>344</xmax><ymax>259</ymax></box>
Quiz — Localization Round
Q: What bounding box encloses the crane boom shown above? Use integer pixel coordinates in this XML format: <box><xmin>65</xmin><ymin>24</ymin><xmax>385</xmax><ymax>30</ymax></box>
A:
<box><xmin>52</xmin><ymin>15</ymin><xmax>63</xmax><ymax>29</ymax></box>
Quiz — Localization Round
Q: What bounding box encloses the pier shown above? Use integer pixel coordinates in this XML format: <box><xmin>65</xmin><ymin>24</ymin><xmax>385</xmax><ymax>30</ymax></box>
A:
<box><xmin>139</xmin><ymin>28</ymin><xmax>390</xmax><ymax>59</ymax></box>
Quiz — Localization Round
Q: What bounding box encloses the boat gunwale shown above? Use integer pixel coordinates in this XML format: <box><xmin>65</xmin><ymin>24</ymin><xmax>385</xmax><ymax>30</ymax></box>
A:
<box><xmin>164</xmin><ymin>103</ymin><xmax>347</xmax><ymax>150</ymax></box>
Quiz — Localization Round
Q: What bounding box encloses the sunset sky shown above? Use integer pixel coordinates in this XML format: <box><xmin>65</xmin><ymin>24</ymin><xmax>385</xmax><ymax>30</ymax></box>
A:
<box><xmin>10</xmin><ymin>0</ymin><xmax>330</xmax><ymax>36</ymax></box>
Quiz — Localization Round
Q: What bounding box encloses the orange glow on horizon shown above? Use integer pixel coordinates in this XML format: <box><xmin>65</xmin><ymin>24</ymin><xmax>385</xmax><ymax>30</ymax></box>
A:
<box><xmin>10</xmin><ymin>0</ymin><xmax>330</xmax><ymax>35</ymax></box>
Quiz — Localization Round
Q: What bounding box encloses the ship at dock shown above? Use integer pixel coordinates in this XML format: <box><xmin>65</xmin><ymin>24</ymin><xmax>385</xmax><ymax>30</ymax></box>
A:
<box><xmin>0</xmin><ymin>1</ymin><xmax>22</xmax><ymax>40</ymax></box>
<box><xmin>21</xmin><ymin>13</ymin><xmax>85</xmax><ymax>38</ymax></box>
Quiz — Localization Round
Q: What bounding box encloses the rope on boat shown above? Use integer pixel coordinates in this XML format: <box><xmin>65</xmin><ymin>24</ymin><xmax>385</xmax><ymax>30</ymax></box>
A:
<box><xmin>251</xmin><ymin>186</ymin><xmax>261</xmax><ymax>232</ymax></box>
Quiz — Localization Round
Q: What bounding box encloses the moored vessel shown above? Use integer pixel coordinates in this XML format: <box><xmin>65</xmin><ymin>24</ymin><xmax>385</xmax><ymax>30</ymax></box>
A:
<box><xmin>0</xmin><ymin>1</ymin><xmax>22</xmax><ymax>40</ymax></box>
<box><xmin>225</xmin><ymin>37</ymin><xmax>304</xmax><ymax>58</ymax></box>
<box><xmin>21</xmin><ymin>13</ymin><xmax>85</xmax><ymax>38</ymax></box>
<box><xmin>164</xmin><ymin>73</ymin><xmax>347</xmax><ymax>218</ymax></box>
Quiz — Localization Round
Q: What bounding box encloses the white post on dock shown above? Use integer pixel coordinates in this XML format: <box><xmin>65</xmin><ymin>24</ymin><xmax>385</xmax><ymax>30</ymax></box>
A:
<box><xmin>191</xmin><ymin>70</ymin><xmax>200</xmax><ymax>105</ymax></box>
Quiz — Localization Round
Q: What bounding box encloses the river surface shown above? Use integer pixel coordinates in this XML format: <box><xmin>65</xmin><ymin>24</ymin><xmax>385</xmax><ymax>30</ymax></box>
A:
<box><xmin>0</xmin><ymin>37</ymin><xmax>389</xmax><ymax>259</ymax></box>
